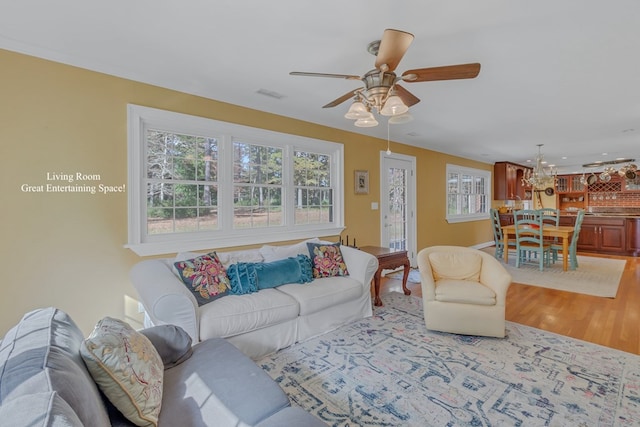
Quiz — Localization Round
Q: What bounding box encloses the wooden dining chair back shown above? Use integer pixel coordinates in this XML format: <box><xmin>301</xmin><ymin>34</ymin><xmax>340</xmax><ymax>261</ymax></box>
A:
<box><xmin>513</xmin><ymin>209</ymin><xmax>539</xmax><ymax>222</ymax></box>
<box><xmin>551</xmin><ymin>209</ymin><xmax>585</xmax><ymax>270</ymax></box>
<box><xmin>539</xmin><ymin>208</ymin><xmax>560</xmax><ymax>245</ymax></box>
<box><xmin>513</xmin><ymin>210</ymin><xmax>551</xmax><ymax>271</ymax></box>
<box><xmin>490</xmin><ymin>208</ymin><xmax>506</xmax><ymax>259</ymax></box>
<box><xmin>539</xmin><ymin>208</ymin><xmax>560</xmax><ymax>226</ymax></box>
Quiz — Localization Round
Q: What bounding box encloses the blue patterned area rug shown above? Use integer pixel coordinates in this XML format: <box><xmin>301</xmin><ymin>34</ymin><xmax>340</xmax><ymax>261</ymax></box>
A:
<box><xmin>257</xmin><ymin>293</ymin><xmax>640</xmax><ymax>426</ymax></box>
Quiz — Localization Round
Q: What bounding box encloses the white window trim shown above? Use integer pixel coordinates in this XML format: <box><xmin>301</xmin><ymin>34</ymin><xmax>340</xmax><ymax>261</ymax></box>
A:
<box><xmin>126</xmin><ymin>105</ymin><xmax>345</xmax><ymax>256</ymax></box>
<box><xmin>445</xmin><ymin>164</ymin><xmax>491</xmax><ymax>223</ymax></box>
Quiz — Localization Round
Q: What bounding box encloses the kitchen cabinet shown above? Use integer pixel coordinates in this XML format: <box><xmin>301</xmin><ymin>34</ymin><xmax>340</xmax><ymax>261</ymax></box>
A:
<box><xmin>578</xmin><ymin>216</ymin><xmax>626</xmax><ymax>253</ymax></box>
<box><xmin>556</xmin><ymin>174</ymin><xmax>586</xmax><ymax>211</ymax></box>
<box><xmin>494</xmin><ymin>162</ymin><xmax>532</xmax><ymax>200</ymax></box>
<box><xmin>556</xmin><ymin>174</ymin><xmax>586</xmax><ymax>193</ymax></box>
<box><xmin>558</xmin><ymin>216</ymin><xmax>575</xmax><ymax>227</ymax></box>
<box><xmin>499</xmin><ymin>213</ymin><xmax>513</xmax><ymax>226</ymax></box>
<box><xmin>626</xmin><ymin>218</ymin><xmax>640</xmax><ymax>256</ymax></box>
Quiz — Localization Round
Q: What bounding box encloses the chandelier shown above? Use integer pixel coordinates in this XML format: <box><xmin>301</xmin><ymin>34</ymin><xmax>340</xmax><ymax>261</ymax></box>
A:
<box><xmin>522</xmin><ymin>144</ymin><xmax>557</xmax><ymax>188</ymax></box>
<box><xmin>343</xmin><ymin>70</ymin><xmax>409</xmax><ymax>127</ymax></box>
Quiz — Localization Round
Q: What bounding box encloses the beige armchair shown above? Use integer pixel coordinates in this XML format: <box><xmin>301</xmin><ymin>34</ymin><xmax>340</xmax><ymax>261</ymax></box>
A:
<box><xmin>417</xmin><ymin>246</ymin><xmax>512</xmax><ymax>338</ymax></box>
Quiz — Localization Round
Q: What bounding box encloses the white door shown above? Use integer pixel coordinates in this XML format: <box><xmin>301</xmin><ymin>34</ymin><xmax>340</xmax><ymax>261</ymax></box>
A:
<box><xmin>380</xmin><ymin>152</ymin><xmax>417</xmax><ymax>264</ymax></box>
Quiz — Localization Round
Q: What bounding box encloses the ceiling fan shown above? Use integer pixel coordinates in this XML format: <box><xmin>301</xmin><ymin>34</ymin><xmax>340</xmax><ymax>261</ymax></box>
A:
<box><xmin>290</xmin><ymin>29</ymin><xmax>481</xmax><ymax>127</ymax></box>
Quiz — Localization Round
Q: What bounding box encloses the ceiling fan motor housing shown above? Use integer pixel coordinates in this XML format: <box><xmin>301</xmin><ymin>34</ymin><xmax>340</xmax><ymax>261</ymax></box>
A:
<box><xmin>362</xmin><ymin>69</ymin><xmax>397</xmax><ymax>111</ymax></box>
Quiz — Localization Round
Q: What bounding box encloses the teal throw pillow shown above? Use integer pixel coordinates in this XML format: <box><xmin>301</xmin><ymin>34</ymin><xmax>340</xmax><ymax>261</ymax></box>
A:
<box><xmin>226</xmin><ymin>262</ymin><xmax>259</xmax><ymax>294</ymax></box>
<box><xmin>174</xmin><ymin>252</ymin><xmax>230</xmax><ymax>306</ymax></box>
<box><xmin>227</xmin><ymin>255</ymin><xmax>313</xmax><ymax>293</ymax></box>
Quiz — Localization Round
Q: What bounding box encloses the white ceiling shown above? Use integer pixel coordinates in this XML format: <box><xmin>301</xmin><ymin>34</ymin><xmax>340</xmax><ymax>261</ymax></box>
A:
<box><xmin>2</xmin><ymin>0</ymin><xmax>639</xmax><ymax>174</ymax></box>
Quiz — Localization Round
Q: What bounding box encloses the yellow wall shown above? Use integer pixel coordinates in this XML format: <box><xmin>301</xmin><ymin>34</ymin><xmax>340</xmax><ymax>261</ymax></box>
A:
<box><xmin>0</xmin><ymin>48</ymin><xmax>493</xmax><ymax>335</ymax></box>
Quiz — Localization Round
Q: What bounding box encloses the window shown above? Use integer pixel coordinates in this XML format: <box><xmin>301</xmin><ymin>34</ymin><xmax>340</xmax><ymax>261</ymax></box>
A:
<box><xmin>445</xmin><ymin>164</ymin><xmax>491</xmax><ymax>223</ymax></box>
<box><xmin>127</xmin><ymin>105</ymin><xmax>344</xmax><ymax>256</ymax></box>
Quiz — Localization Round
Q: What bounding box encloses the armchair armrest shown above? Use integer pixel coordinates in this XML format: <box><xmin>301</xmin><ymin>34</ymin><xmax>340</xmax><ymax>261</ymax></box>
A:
<box><xmin>478</xmin><ymin>253</ymin><xmax>512</xmax><ymax>305</ymax></box>
<box><xmin>130</xmin><ymin>259</ymin><xmax>200</xmax><ymax>342</ymax></box>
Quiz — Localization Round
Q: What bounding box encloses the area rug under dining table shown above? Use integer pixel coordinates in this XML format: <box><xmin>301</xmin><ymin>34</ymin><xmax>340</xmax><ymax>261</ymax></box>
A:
<box><xmin>480</xmin><ymin>247</ymin><xmax>626</xmax><ymax>298</ymax></box>
<box><xmin>257</xmin><ymin>293</ymin><xmax>640</xmax><ymax>426</ymax></box>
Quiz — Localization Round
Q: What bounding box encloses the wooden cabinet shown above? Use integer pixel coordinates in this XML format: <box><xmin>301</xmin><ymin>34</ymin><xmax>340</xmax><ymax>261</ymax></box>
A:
<box><xmin>556</xmin><ymin>174</ymin><xmax>586</xmax><ymax>193</ymax></box>
<box><xmin>499</xmin><ymin>214</ymin><xmax>514</xmax><ymax>226</ymax></box>
<box><xmin>626</xmin><ymin>218</ymin><xmax>640</xmax><ymax>256</ymax></box>
<box><xmin>494</xmin><ymin>162</ymin><xmax>532</xmax><ymax>200</ymax></box>
<box><xmin>578</xmin><ymin>216</ymin><xmax>626</xmax><ymax>253</ymax></box>
<box><xmin>556</xmin><ymin>174</ymin><xmax>587</xmax><ymax>211</ymax></box>
<box><xmin>558</xmin><ymin>216</ymin><xmax>575</xmax><ymax>227</ymax></box>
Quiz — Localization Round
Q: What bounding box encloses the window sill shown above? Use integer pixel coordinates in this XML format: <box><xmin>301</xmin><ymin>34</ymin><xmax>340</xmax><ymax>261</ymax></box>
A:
<box><xmin>126</xmin><ymin>226</ymin><xmax>345</xmax><ymax>256</ymax></box>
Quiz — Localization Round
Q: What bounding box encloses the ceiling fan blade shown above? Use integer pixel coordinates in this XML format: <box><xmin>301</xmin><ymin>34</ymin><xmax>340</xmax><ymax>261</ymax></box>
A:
<box><xmin>394</xmin><ymin>85</ymin><xmax>421</xmax><ymax>107</ymax></box>
<box><xmin>402</xmin><ymin>63</ymin><xmax>481</xmax><ymax>82</ymax></box>
<box><xmin>374</xmin><ymin>29</ymin><xmax>414</xmax><ymax>72</ymax></box>
<box><xmin>322</xmin><ymin>90</ymin><xmax>358</xmax><ymax>108</ymax></box>
<box><xmin>290</xmin><ymin>71</ymin><xmax>361</xmax><ymax>80</ymax></box>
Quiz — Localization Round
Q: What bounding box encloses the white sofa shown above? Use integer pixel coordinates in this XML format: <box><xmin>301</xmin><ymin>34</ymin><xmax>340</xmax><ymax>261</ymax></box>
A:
<box><xmin>131</xmin><ymin>241</ymin><xmax>379</xmax><ymax>359</ymax></box>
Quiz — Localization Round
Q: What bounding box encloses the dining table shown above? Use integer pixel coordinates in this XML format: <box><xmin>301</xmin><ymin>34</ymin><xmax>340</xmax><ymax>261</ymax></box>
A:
<box><xmin>501</xmin><ymin>224</ymin><xmax>575</xmax><ymax>271</ymax></box>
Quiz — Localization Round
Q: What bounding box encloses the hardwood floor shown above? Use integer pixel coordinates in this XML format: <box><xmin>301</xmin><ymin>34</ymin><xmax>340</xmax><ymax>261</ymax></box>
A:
<box><xmin>378</xmin><ymin>252</ymin><xmax>640</xmax><ymax>355</ymax></box>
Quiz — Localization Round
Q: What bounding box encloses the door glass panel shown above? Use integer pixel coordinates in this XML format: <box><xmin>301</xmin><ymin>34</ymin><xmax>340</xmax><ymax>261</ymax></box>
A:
<box><xmin>387</xmin><ymin>167</ymin><xmax>407</xmax><ymax>251</ymax></box>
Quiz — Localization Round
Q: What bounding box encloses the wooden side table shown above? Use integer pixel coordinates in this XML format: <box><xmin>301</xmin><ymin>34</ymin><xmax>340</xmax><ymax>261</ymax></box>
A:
<box><xmin>358</xmin><ymin>246</ymin><xmax>411</xmax><ymax>306</ymax></box>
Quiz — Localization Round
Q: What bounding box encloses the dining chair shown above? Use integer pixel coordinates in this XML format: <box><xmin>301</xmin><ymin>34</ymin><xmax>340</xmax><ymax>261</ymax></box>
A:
<box><xmin>539</xmin><ymin>208</ymin><xmax>560</xmax><ymax>226</ymax></box>
<box><xmin>539</xmin><ymin>208</ymin><xmax>560</xmax><ymax>245</ymax></box>
<box><xmin>489</xmin><ymin>208</ymin><xmax>514</xmax><ymax>259</ymax></box>
<box><xmin>551</xmin><ymin>209</ymin><xmax>585</xmax><ymax>270</ymax></box>
<box><xmin>513</xmin><ymin>209</ymin><xmax>540</xmax><ymax>222</ymax></box>
<box><xmin>513</xmin><ymin>211</ymin><xmax>552</xmax><ymax>271</ymax></box>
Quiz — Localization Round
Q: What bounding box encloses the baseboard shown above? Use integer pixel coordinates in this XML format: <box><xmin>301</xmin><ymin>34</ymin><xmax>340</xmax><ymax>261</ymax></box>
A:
<box><xmin>471</xmin><ymin>241</ymin><xmax>495</xmax><ymax>250</ymax></box>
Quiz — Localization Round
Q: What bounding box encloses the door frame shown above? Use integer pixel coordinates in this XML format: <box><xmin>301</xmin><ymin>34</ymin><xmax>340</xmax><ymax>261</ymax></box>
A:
<box><xmin>379</xmin><ymin>151</ymin><xmax>417</xmax><ymax>265</ymax></box>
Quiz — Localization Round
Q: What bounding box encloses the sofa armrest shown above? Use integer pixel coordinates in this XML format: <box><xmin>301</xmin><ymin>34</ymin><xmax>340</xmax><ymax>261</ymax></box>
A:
<box><xmin>340</xmin><ymin>246</ymin><xmax>378</xmax><ymax>289</ymax></box>
<box><xmin>130</xmin><ymin>259</ymin><xmax>200</xmax><ymax>342</ymax></box>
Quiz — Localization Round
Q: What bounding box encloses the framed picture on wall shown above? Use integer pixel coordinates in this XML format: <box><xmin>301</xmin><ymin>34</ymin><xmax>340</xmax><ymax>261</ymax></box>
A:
<box><xmin>354</xmin><ymin>170</ymin><xmax>369</xmax><ymax>194</ymax></box>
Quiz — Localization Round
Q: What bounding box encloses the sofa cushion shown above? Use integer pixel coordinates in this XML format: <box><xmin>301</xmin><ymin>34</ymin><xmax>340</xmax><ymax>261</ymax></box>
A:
<box><xmin>161</xmin><ymin>338</ymin><xmax>291</xmax><ymax>427</ymax></box>
<box><xmin>139</xmin><ymin>325</ymin><xmax>193</xmax><ymax>369</ymax></box>
<box><xmin>428</xmin><ymin>251</ymin><xmax>482</xmax><ymax>282</ymax></box>
<box><xmin>80</xmin><ymin>317</ymin><xmax>164</xmax><ymax>427</ymax></box>
<box><xmin>259</xmin><ymin>237</ymin><xmax>320</xmax><ymax>262</ymax></box>
<box><xmin>277</xmin><ymin>276</ymin><xmax>363</xmax><ymax>316</ymax></box>
<box><xmin>307</xmin><ymin>242</ymin><xmax>349</xmax><ymax>278</ymax></box>
<box><xmin>198</xmin><ymin>289</ymin><xmax>299</xmax><ymax>339</ymax></box>
<box><xmin>216</xmin><ymin>248</ymin><xmax>264</xmax><ymax>268</ymax></box>
<box><xmin>0</xmin><ymin>391</ymin><xmax>84</xmax><ymax>427</ymax></box>
<box><xmin>174</xmin><ymin>252</ymin><xmax>231</xmax><ymax>306</ymax></box>
<box><xmin>435</xmin><ymin>279</ymin><xmax>496</xmax><ymax>305</ymax></box>
<box><xmin>0</xmin><ymin>308</ymin><xmax>111</xmax><ymax>427</ymax></box>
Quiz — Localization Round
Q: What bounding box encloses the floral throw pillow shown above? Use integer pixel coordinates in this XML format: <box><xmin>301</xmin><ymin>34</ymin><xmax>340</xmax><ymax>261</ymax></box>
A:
<box><xmin>174</xmin><ymin>252</ymin><xmax>230</xmax><ymax>306</ymax></box>
<box><xmin>80</xmin><ymin>317</ymin><xmax>163</xmax><ymax>427</ymax></box>
<box><xmin>307</xmin><ymin>242</ymin><xmax>349</xmax><ymax>278</ymax></box>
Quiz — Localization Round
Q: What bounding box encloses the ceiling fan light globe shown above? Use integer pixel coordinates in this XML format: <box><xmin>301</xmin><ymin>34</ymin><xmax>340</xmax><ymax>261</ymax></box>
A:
<box><xmin>380</xmin><ymin>95</ymin><xmax>408</xmax><ymax>116</ymax></box>
<box><xmin>354</xmin><ymin>114</ymin><xmax>379</xmax><ymax>127</ymax></box>
<box><xmin>344</xmin><ymin>101</ymin><xmax>369</xmax><ymax>119</ymax></box>
<box><xmin>389</xmin><ymin>113</ymin><xmax>413</xmax><ymax>124</ymax></box>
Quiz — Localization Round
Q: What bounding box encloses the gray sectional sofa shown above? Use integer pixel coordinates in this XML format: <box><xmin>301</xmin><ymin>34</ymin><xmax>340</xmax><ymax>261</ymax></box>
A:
<box><xmin>0</xmin><ymin>307</ymin><xmax>326</xmax><ymax>427</ymax></box>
